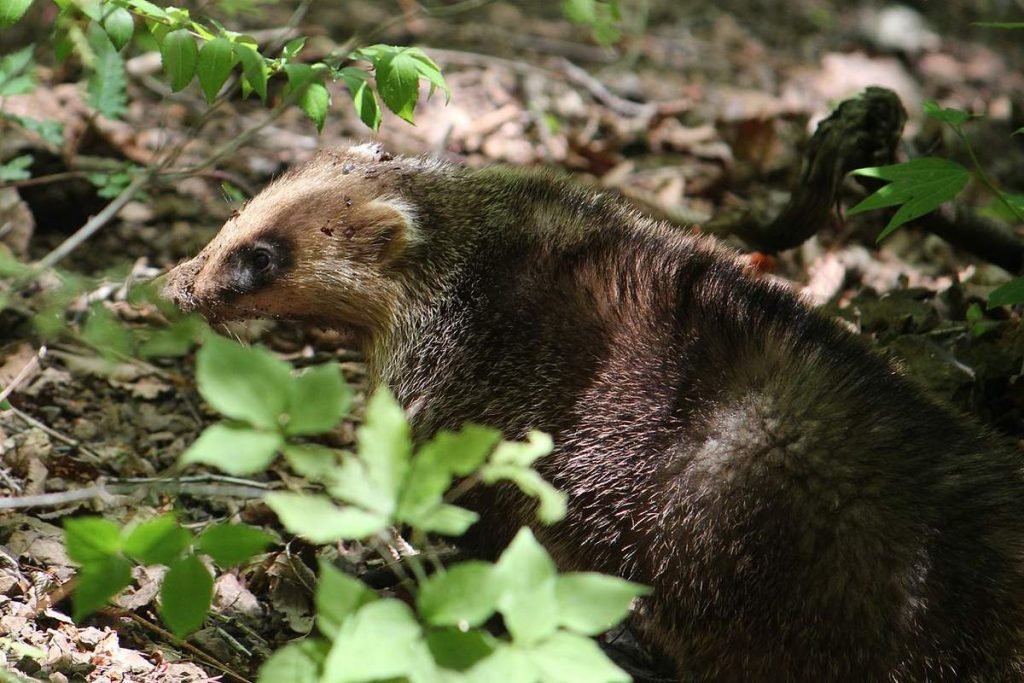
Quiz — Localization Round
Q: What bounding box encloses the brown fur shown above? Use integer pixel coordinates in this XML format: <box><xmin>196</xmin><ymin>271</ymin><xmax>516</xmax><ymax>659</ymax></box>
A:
<box><xmin>165</xmin><ymin>144</ymin><xmax>1024</xmax><ymax>681</ymax></box>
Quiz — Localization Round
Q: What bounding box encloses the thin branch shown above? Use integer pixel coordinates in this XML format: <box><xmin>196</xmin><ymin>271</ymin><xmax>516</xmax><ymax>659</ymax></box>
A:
<box><xmin>0</xmin><ymin>475</ymin><xmax>274</xmax><ymax>510</ymax></box>
<box><xmin>6</xmin><ymin>406</ymin><xmax>105</xmax><ymax>461</ymax></box>
<box><xmin>0</xmin><ymin>346</ymin><xmax>46</xmax><ymax>405</ymax></box>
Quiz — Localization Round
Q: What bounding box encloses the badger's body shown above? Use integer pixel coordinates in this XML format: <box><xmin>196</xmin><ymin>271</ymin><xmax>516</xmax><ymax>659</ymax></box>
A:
<box><xmin>165</xmin><ymin>145</ymin><xmax>1024</xmax><ymax>680</ymax></box>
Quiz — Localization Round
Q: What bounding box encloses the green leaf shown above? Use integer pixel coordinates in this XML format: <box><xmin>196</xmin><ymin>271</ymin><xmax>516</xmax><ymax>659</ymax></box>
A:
<box><xmin>160</xmin><ymin>29</ymin><xmax>198</xmax><ymax>92</ymax></box>
<box><xmin>425</xmin><ymin>628</ymin><xmax>498</xmax><ymax>672</ymax></box>
<box><xmin>180</xmin><ymin>423</ymin><xmax>283</xmax><ymax>476</ymax></box>
<box><xmin>196</xmin><ymin>523</ymin><xmax>274</xmax><ymax>567</ymax></box>
<box><xmin>503</xmin><ymin>578</ymin><xmax>559</xmax><ymax>645</ymax></box>
<box><xmin>375</xmin><ymin>48</ymin><xmax>419</xmax><ymax>123</ymax></box>
<box><xmin>0</xmin><ymin>45</ymin><xmax>35</xmax><ymax>96</ymax></box>
<box><xmin>196</xmin><ymin>332</ymin><xmax>291</xmax><ymax>429</ymax></box>
<box><xmin>418</xmin><ymin>561</ymin><xmax>500</xmax><ymax>628</ymax></box>
<box><xmin>257</xmin><ymin>641</ymin><xmax>323</xmax><ymax>683</ymax></box>
<box><xmin>428</xmin><ymin>425</ymin><xmax>502</xmax><ymax>477</ymax></box>
<box><xmin>849</xmin><ymin>157</ymin><xmax>971</xmax><ymax>240</ymax></box>
<box><xmin>555</xmin><ymin>573</ymin><xmax>651</xmax><ymax>635</ymax></box>
<box><xmin>283</xmin><ymin>63</ymin><xmax>331</xmax><ymax>132</ymax></box>
<box><xmin>339</xmin><ymin>67</ymin><xmax>381</xmax><ymax>130</ymax></box>
<box><xmin>482</xmin><ymin>465</ymin><xmax>567</xmax><ymax>524</ymax></box>
<box><xmin>327</xmin><ymin>454</ymin><xmax>395</xmax><ymax>515</ymax></box>
<box><xmin>315</xmin><ymin>559</ymin><xmax>377</xmax><ymax>639</ymax></box>
<box><xmin>562</xmin><ymin>0</ymin><xmax>597</xmax><ymax>23</ymax></box>
<box><xmin>531</xmin><ymin>631</ymin><xmax>630</xmax><ymax>683</ymax></box>
<box><xmin>137</xmin><ymin>315</ymin><xmax>204</xmax><ymax>358</ymax></box>
<box><xmin>197</xmin><ymin>37</ymin><xmax>236</xmax><ymax>103</ymax></box>
<box><xmin>127</xmin><ymin>0</ymin><xmax>170</xmax><ymax>20</ymax></box>
<box><xmin>356</xmin><ymin>387</ymin><xmax>412</xmax><ymax>504</ymax></box>
<box><xmin>65</xmin><ymin>516</ymin><xmax>123</xmax><ymax>563</ymax></box>
<box><xmin>988</xmin><ymin>277</ymin><xmax>1024</xmax><ymax>308</ymax></box>
<box><xmin>266</xmin><ymin>493</ymin><xmax>387</xmax><ymax>542</ymax></box>
<box><xmin>282</xmin><ymin>36</ymin><xmax>307</xmax><ymax>60</ymax></box>
<box><xmin>82</xmin><ymin>303</ymin><xmax>134</xmax><ymax>359</ymax></box>
<box><xmin>282</xmin><ymin>443</ymin><xmax>341</xmax><ymax>480</ymax></box>
<box><xmin>160</xmin><ymin>554</ymin><xmax>213</xmax><ymax>637</ymax></box>
<box><xmin>407</xmin><ymin>48</ymin><xmax>450</xmax><ymax>100</ymax></box>
<box><xmin>298</xmin><ymin>81</ymin><xmax>329</xmax><ymax>132</ymax></box>
<box><xmin>102</xmin><ymin>6</ymin><xmax>134</xmax><ymax>50</ymax></box>
<box><xmin>234</xmin><ymin>43</ymin><xmax>267</xmax><ymax>101</ymax></box>
<box><xmin>923</xmin><ymin>100</ymin><xmax>971</xmax><ymax>127</ymax></box>
<box><xmin>0</xmin><ymin>154</ymin><xmax>32</xmax><ymax>182</ymax></box>
<box><xmin>396</xmin><ymin>425</ymin><xmax>500</xmax><ymax>525</ymax></box>
<box><xmin>285</xmin><ymin>363</ymin><xmax>350</xmax><ymax>436</ymax></box>
<box><xmin>0</xmin><ymin>0</ymin><xmax>34</xmax><ymax>27</ymax></box>
<box><xmin>123</xmin><ymin>513</ymin><xmax>192</xmax><ymax>566</ymax></box>
<box><xmin>1</xmin><ymin>113</ymin><xmax>64</xmax><ymax>146</ymax></box>
<box><xmin>490</xmin><ymin>430</ymin><xmax>554</xmax><ymax>468</ymax></box>
<box><xmin>322</xmin><ymin>600</ymin><xmax>422</xmax><ymax>683</ymax></box>
<box><xmin>493</xmin><ymin>528</ymin><xmax>559</xmax><ymax>645</ymax></box>
<box><xmin>73</xmin><ymin>556</ymin><xmax>133</xmax><ymax>620</ymax></box>
<box><xmin>465</xmin><ymin>644</ymin><xmax>538</xmax><ymax>683</ymax></box>
<box><xmin>415</xmin><ymin>503</ymin><xmax>479</xmax><ymax>536</ymax></box>
<box><xmin>86</xmin><ymin>22</ymin><xmax>127</xmax><ymax>118</ymax></box>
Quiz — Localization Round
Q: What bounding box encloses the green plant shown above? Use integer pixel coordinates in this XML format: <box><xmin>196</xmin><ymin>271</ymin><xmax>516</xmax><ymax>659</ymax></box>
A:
<box><xmin>561</xmin><ymin>0</ymin><xmax>623</xmax><ymax>45</ymax></box>
<box><xmin>65</xmin><ymin>333</ymin><xmax>648</xmax><ymax>682</ymax></box>
<box><xmin>65</xmin><ymin>513</ymin><xmax>273</xmax><ymax>634</ymax></box>
<box><xmin>1</xmin><ymin>0</ymin><xmax>448</xmax><ymax>131</ymax></box>
<box><xmin>849</xmin><ymin>100</ymin><xmax>1024</xmax><ymax>306</ymax></box>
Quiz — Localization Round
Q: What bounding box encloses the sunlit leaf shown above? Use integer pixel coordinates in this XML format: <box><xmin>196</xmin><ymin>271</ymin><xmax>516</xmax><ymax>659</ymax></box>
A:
<box><xmin>65</xmin><ymin>516</ymin><xmax>123</xmax><ymax>563</ymax></box>
<box><xmin>923</xmin><ymin>100</ymin><xmax>970</xmax><ymax>127</ymax></box>
<box><xmin>196</xmin><ymin>523</ymin><xmax>274</xmax><ymax>567</ymax></box>
<box><xmin>266</xmin><ymin>493</ymin><xmax>387</xmax><ymax>542</ymax></box>
<box><xmin>988</xmin><ymin>277</ymin><xmax>1024</xmax><ymax>308</ymax></box>
<box><xmin>197</xmin><ymin>37</ymin><xmax>236</xmax><ymax>102</ymax></box>
<box><xmin>161</xmin><ymin>29</ymin><xmax>199</xmax><ymax>92</ymax></box>
<box><xmin>180</xmin><ymin>423</ymin><xmax>283</xmax><ymax>475</ymax></box>
<box><xmin>123</xmin><ymin>513</ymin><xmax>192</xmax><ymax>566</ymax></box>
<box><xmin>849</xmin><ymin>157</ymin><xmax>971</xmax><ymax>240</ymax></box>
<box><xmin>0</xmin><ymin>0</ymin><xmax>34</xmax><ymax>27</ymax></box>
<box><xmin>73</xmin><ymin>556</ymin><xmax>133</xmax><ymax>620</ymax></box>
<box><xmin>102</xmin><ymin>6</ymin><xmax>134</xmax><ymax>50</ymax></box>
<box><xmin>285</xmin><ymin>363</ymin><xmax>349</xmax><ymax>436</ymax></box>
<box><xmin>195</xmin><ymin>332</ymin><xmax>291</xmax><ymax>429</ymax></box>
<box><xmin>160</xmin><ymin>554</ymin><xmax>213</xmax><ymax>637</ymax></box>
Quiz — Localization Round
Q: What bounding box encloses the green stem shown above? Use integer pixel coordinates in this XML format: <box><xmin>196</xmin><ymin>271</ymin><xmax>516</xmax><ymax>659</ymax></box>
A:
<box><xmin>954</xmin><ymin>126</ymin><xmax>1024</xmax><ymax>223</ymax></box>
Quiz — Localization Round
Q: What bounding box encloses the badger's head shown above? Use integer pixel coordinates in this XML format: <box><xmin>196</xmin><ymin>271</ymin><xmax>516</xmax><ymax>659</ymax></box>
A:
<box><xmin>163</xmin><ymin>144</ymin><xmax>420</xmax><ymax>342</ymax></box>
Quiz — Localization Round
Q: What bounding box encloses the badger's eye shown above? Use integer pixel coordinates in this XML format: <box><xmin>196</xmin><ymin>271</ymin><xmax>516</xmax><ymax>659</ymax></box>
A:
<box><xmin>251</xmin><ymin>247</ymin><xmax>273</xmax><ymax>273</ymax></box>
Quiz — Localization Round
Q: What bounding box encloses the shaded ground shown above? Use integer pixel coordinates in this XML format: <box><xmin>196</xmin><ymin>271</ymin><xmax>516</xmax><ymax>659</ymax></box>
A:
<box><xmin>2</xmin><ymin>1</ymin><xmax>1024</xmax><ymax>680</ymax></box>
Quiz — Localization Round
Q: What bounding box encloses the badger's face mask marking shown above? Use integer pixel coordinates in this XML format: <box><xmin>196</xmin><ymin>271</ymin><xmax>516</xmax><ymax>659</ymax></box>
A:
<box><xmin>161</xmin><ymin>148</ymin><xmax>416</xmax><ymax>338</ymax></box>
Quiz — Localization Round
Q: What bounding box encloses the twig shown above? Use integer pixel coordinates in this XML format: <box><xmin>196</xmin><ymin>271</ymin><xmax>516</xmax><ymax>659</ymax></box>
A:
<box><xmin>0</xmin><ymin>171</ymin><xmax>90</xmax><ymax>190</ymax></box>
<box><xmin>6</xmin><ymin>406</ymin><xmax>105</xmax><ymax>461</ymax></box>
<box><xmin>0</xmin><ymin>486</ymin><xmax>114</xmax><ymax>509</ymax></box>
<box><xmin>0</xmin><ymin>346</ymin><xmax>46</xmax><ymax>405</ymax></box>
<box><xmin>556</xmin><ymin>57</ymin><xmax>657</xmax><ymax>120</ymax></box>
<box><xmin>106</xmin><ymin>608</ymin><xmax>253</xmax><ymax>683</ymax></box>
<box><xmin>0</xmin><ymin>475</ymin><xmax>274</xmax><ymax>510</ymax></box>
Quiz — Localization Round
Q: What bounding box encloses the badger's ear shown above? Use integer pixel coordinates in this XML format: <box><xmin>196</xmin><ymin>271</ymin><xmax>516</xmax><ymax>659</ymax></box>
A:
<box><xmin>359</xmin><ymin>199</ymin><xmax>418</xmax><ymax>261</ymax></box>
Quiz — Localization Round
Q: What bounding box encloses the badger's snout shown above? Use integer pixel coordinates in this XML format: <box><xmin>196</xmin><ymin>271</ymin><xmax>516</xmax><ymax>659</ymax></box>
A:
<box><xmin>161</xmin><ymin>255</ymin><xmax>207</xmax><ymax>312</ymax></box>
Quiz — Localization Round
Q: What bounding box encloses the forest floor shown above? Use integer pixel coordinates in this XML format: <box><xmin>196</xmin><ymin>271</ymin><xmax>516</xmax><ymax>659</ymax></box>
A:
<box><xmin>2</xmin><ymin>1</ymin><xmax>1024</xmax><ymax>681</ymax></box>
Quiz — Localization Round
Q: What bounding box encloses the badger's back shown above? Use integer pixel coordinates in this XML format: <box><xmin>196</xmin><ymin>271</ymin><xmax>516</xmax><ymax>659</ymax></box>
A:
<box><xmin>378</xmin><ymin>171</ymin><xmax>1024</xmax><ymax>680</ymax></box>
